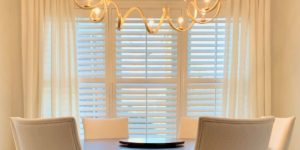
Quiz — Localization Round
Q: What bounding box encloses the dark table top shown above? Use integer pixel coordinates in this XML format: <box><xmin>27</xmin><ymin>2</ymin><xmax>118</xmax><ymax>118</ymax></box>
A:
<box><xmin>82</xmin><ymin>139</ymin><xmax>196</xmax><ymax>150</ymax></box>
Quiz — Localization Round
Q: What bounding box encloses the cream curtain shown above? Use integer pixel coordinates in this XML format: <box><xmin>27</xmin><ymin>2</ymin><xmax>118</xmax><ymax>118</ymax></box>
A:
<box><xmin>22</xmin><ymin>0</ymin><xmax>78</xmax><ymax>118</ymax></box>
<box><xmin>223</xmin><ymin>0</ymin><xmax>271</xmax><ymax>118</ymax></box>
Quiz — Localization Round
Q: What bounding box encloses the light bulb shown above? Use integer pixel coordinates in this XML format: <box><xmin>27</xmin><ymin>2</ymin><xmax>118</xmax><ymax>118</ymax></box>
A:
<box><xmin>204</xmin><ymin>0</ymin><xmax>210</xmax><ymax>3</ymax></box>
<box><xmin>92</xmin><ymin>7</ymin><xmax>101</xmax><ymax>16</ymax></box>
<box><xmin>204</xmin><ymin>0</ymin><xmax>210</xmax><ymax>8</ymax></box>
<box><xmin>90</xmin><ymin>7</ymin><xmax>105</xmax><ymax>22</ymax></box>
<box><xmin>149</xmin><ymin>20</ymin><xmax>155</xmax><ymax>27</ymax></box>
<box><xmin>201</xmin><ymin>8</ymin><xmax>206</xmax><ymax>16</ymax></box>
<box><xmin>178</xmin><ymin>17</ymin><xmax>184</xmax><ymax>25</ymax></box>
<box><xmin>84</xmin><ymin>0</ymin><xmax>93</xmax><ymax>8</ymax></box>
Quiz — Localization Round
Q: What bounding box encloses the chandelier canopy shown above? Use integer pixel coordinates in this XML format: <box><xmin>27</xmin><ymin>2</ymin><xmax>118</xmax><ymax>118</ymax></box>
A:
<box><xmin>74</xmin><ymin>0</ymin><xmax>222</xmax><ymax>34</ymax></box>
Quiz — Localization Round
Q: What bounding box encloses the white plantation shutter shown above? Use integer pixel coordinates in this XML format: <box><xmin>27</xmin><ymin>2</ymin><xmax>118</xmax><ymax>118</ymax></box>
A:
<box><xmin>75</xmin><ymin>5</ymin><xmax>227</xmax><ymax>138</ymax></box>
<box><xmin>187</xmin><ymin>19</ymin><xmax>226</xmax><ymax>117</ymax></box>
<box><xmin>115</xmin><ymin>18</ymin><xmax>178</xmax><ymax>138</ymax></box>
<box><xmin>76</xmin><ymin>17</ymin><xmax>107</xmax><ymax>135</ymax></box>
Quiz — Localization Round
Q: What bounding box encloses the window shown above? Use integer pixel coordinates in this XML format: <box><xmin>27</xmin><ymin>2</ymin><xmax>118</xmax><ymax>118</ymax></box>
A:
<box><xmin>115</xmin><ymin>18</ymin><xmax>178</xmax><ymax>138</ymax></box>
<box><xmin>76</xmin><ymin>17</ymin><xmax>107</xmax><ymax>135</ymax></box>
<box><xmin>187</xmin><ymin>19</ymin><xmax>226</xmax><ymax>117</ymax></box>
<box><xmin>76</xmin><ymin>3</ymin><xmax>226</xmax><ymax>138</ymax></box>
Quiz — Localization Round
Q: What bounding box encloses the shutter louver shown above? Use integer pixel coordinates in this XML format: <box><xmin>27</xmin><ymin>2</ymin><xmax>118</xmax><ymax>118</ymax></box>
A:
<box><xmin>187</xmin><ymin>19</ymin><xmax>226</xmax><ymax>117</ymax></box>
<box><xmin>77</xmin><ymin>17</ymin><xmax>106</xmax><ymax>135</ymax></box>
<box><xmin>115</xmin><ymin>18</ymin><xmax>178</xmax><ymax>138</ymax></box>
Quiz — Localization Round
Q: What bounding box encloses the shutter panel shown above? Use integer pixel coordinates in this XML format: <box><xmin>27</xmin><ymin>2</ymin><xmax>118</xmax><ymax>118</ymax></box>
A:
<box><xmin>187</xmin><ymin>83</ymin><xmax>223</xmax><ymax>117</ymax></box>
<box><xmin>77</xmin><ymin>17</ymin><xmax>107</xmax><ymax>135</ymax></box>
<box><xmin>116</xmin><ymin>18</ymin><xmax>177</xmax><ymax>79</ymax></box>
<box><xmin>187</xmin><ymin>19</ymin><xmax>226</xmax><ymax>117</ymax></box>
<box><xmin>115</xmin><ymin>18</ymin><xmax>178</xmax><ymax>138</ymax></box>
<box><xmin>77</xmin><ymin>18</ymin><xmax>106</xmax><ymax>79</ymax></box>
<box><xmin>116</xmin><ymin>83</ymin><xmax>177</xmax><ymax>138</ymax></box>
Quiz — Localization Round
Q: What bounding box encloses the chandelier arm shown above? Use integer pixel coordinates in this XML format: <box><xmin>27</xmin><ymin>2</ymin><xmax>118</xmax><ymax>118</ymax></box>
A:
<box><xmin>148</xmin><ymin>8</ymin><xmax>168</xmax><ymax>34</ymax></box>
<box><xmin>106</xmin><ymin>0</ymin><xmax>123</xmax><ymax>30</ymax></box>
<box><xmin>118</xmin><ymin>7</ymin><xmax>167</xmax><ymax>34</ymax></box>
<box><xmin>193</xmin><ymin>2</ymin><xmax>221</xmax><ymax>24</ymax></box>
<box><xmin>74</xmin><ymin>0</ymin><xmax>104</xmax><ymax>9</ymax></box>
<box><xmin>166</xmin><ymin>8</ymin><xmax>195</xmax><ymax>32</ymax></box>
<box><xmin>107</xmin><ymin>0</ymin><xmax>122</xmax><ymax>18</ymax></box>
<box><xmin>89</xmin><ymin>1</ymin><xmax>108</xmax><ymax>22</ymax></box>
<box><xmin>186</xmin><ymin>1</ymin><xmax>199</xmax><ymax>21</ymax></box>
<box><xmin>193</xmin><ymin>0</ymin><xmax>221</xmax><ymax>13</ymax></box>
<box><xmin>170</xmin><ymin>19</ymin><xmax>195</xmax><ymax>32</ymax></box>
<box><xmin>168</xmin><ymin>20</ymin><xmax>195</xmax><ymax>32</ymax></box>
<box><xmin>123</xmin><ymin>7</ymin><xmax>155</xmax><ymax>33</ymax></box>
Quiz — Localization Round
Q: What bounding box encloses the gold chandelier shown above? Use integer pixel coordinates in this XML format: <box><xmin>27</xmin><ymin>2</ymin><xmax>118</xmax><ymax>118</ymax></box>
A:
<box><xmin>74</xmin><ymin>0</ymin><xmax>222</xmax><ymax>34</ymax></box>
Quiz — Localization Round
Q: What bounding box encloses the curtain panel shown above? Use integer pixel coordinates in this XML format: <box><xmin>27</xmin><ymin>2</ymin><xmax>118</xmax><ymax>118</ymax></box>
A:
<box><xmin>223</xmin><ymin>0</ymin><xmax>271</xmax><ymax>118</ymax></box>
<box><xmin>21</xmin><ymin>0</ymin><xmax>78</xmax><ymax>118</ymax></box>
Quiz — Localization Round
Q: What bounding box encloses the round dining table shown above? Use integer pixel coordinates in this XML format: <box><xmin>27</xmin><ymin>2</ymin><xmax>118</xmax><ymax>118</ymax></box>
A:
<box><xmin>82</xmin><ymin>139</ymin><xmax>196</xmax><ymax>150</ymax></box>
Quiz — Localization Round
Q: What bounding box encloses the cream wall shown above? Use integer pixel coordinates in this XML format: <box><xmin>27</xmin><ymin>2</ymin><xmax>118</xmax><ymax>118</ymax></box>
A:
<box><xmin>1</xmin><ymin>0</ymin><xmax>300</xmax><ymax>150</ymax></box>
<box><xmin>271</xmin><ymin>0</ymin><xmax>300</xmax><ymax>150</ymax></box>
<box><xmin>0</xmin><ymin>0</ymin><xmax>23</xmax><ymax>149</ymax></box>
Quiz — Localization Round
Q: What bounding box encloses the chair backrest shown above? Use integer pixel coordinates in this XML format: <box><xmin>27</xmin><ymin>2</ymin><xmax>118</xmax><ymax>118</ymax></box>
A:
<box><xmin>83</xmin><ymin>118</ymin><xmax>128</xmax><ymax>140</ymax></box>
<box><xmin>10</xmin><ymin>117</ymin><xmax>81</xmax><ymax>150</ymax></box>
<box><xmin>269</xmin><ymin>117</ymin><xmax>296</xmax><ymax>150</ymax></box>
<box><xmin>195</xmin><ymin>117</ymin><xmax>275</xmax><ymax>150</ymax></box>
<box><xmin>177</xmin><ymin>117</ymin><xmax>199</xmax><ymax>139</ymax></box>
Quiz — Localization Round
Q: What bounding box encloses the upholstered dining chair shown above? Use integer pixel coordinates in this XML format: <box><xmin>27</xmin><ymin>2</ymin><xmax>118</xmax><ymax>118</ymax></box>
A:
<box><xmin>10</xmin><ymin>117</ymin><xmax>81</xmax><ymax>150</ymax></box>
<box><xmin>194</xmin><ymin>117</ymin><xmax>275</xmax><ymax>150</ymax></box>
<box><xmin>269</xmin><ymin>117</ymin><xmax>296</xmax><ymax>150</ymax></box>
<box><xmin>83</xmin><ymin>117</ymin><xmax>128</xmax><ymax>140</ymax></box>
<box><xmin>177</xmin><ymin>117</ymin><xmax>199</xmax><ymax>139</ymax></box>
